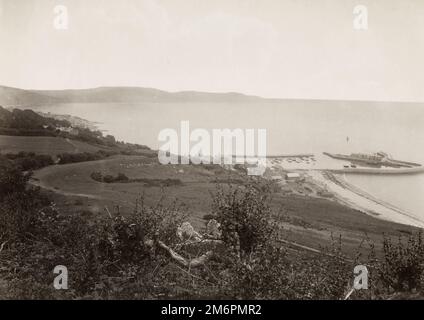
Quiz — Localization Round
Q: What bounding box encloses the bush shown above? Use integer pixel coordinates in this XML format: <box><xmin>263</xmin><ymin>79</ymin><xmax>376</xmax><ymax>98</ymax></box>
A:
<box><xmin>210</xmin><ymin>181</ymin><xmax>355</xmax><ymax>300</ymax></box>
<box><xmin>90</xmin><ymin>171</ymin><xmax>103</xmax><ymax>182</ymax></box>
<box><xmin>89</xmin><ymin>172</ymin><xmax>181</xmax><ymax>186</ymax></box>
<box><xmin>0</xmin><ymin>163</ymin><xmax>29</xmax><ymax>200</ymax></box>
<box><xmin>212</xmin><ymin>181</ymin><xmax>275</xmax><ymax>257</ymax></box>
<box><xmin>368</xmin><ymin>232</ymin><xmax>424</xmax><ymax>294</ymax></box>
<box><xmin>4</xmin><ymin>152</ymin><xmax>54</xmax><ymax>171</ymax></box>
<box><xmin>1</xmin><ymin>178</ymin><xmax>188</xmax><ymax>299</ymax></box>
<box><xmin>0</xmin><ymin>165</ymin><xmax>49</xmax><ymax>241</ymax></box>
<box><xmin>102</xmin><ymin>175</ymin><xmax>116</xmax><ymax>183</ymax></box>
<box><xmin>116</xmin><ymin>173</ymin><xmax>129</xmax><ymax>182</ymax></box>
<box><xmin>90</xmin><ymin>171</ymin><xmax>129</xmax><ymax>183</ymax></box>
<box><xmin>57</xmin><ymin>150</ymin><xmax>117</xmax><ymax>165</ymax></box>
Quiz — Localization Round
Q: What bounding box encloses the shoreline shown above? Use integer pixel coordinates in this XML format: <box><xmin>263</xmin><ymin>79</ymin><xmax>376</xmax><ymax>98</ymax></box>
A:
<box><xmin>267</xmin><ymin>154</ymin><xmax>424</xmax><ymax>229</ymax></box>
<box><xmin>308</xmin><ymin>170</ymin><xmax>424</xmax><ymax>228</ymax></box>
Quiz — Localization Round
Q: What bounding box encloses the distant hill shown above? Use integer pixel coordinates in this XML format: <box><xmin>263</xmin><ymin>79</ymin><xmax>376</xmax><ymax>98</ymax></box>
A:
<box><xmin>0</xmin><ymin>85</ymin><xmax>264</xmax><ymax>106</ymax></box>
<box><xmin>0</xmin><ymin>86</ymin><xmax>61</xmax><ymax>106</ymax></box>
<box><xmin>2</xmin><ymin>84</ymin><xmax>424</xmax><ymax>110</ymax></box>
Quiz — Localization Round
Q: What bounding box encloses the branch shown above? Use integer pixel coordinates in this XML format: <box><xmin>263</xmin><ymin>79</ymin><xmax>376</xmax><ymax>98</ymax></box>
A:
<box><xmin>174</xmin><ymin>238</ymin><xmax>224</xmax><ymax>250</ymax></box>
<box><xmin>104</xmin><ymin>206</ymin><xmax>113</xmax><ymax>219</ymax></box>
<box><xmin>156</xmin><ymin>240</ymin><xmax>214</xmax><ymax>268</ymax></box>
<box><xmin>0</xmin><ymin>241</ymin><xmax>8</xmax><ymax>254</ymax></box>
<box><xmin>344</xmin><ymin>287</ymin><xmax>355</xmax><ymax>300</ymax></box>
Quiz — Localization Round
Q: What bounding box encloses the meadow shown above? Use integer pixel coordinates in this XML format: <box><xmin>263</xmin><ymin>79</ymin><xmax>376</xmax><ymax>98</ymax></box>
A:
<box><xmin>0</xmin><ymin>135</ymin><xmax>111</xmax><ymax>155</ymax></box>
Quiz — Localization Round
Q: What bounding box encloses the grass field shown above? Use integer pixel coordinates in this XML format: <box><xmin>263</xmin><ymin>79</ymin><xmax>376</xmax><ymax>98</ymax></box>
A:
<box><xmin>32</xmin><ymin>155</ymin><xmax>243</xmax><ymax>226</ymax></box>
<box><xmin>31</xmin><ymin>154</ymin><xmax>419</xmax><ymax>257</ymax></box>
<box><xmin>0</xmin><ymin>135</ymin><xmax>112</xmax><ymax>155</ymax></box>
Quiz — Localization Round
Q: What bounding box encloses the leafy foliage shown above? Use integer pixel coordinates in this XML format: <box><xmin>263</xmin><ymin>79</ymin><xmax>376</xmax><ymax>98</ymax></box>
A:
<box><xmin>2</xmin><ymin>164</ymin><xmax>424</xmax><ymax>300</ymax></box>
<box><xmin>367</xmin><ymin>232</ymin><xmax>424</xmax><ymax>294</ymax></box>
<box><xmin>4</xmin><ymin>152</ymin><xmax>54</xmax><ymax>171</ymax></box>
<box><xmin>212</xmin><ymin>182</ymin><xmax>275</xmax><ymax>257</ymax></box>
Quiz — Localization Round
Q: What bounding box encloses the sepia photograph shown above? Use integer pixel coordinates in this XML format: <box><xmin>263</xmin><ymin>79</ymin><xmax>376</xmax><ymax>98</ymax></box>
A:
<box><xmin>1</xmin><ymin>0</ymin><xmax>424</xmax><ymax>309</ymax></box>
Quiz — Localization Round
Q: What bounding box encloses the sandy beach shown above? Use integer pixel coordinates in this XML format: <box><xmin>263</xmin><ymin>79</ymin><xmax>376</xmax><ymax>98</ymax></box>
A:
<box><xmin>307</xmin><ymin>170</ymin><xmax>424</xmax><ymax>228</ymax></box>
<box><xmin>267</xmin><ymin>156</ymin><xmax>424</xmax><ymax>228</ymax></box>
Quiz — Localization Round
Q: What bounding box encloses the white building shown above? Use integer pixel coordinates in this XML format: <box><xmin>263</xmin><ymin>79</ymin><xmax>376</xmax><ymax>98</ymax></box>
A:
<box><xmin>286</xmin><ymin>172</ymin><xmax>301</xmax><ymax>180</ymax></box>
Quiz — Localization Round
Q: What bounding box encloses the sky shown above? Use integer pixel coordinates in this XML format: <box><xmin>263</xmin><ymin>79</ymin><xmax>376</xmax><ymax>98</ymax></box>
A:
<box><xmin>0</xmin><ymin>0</ymin><xmax>423</xmax><ymax>102</ymax></box>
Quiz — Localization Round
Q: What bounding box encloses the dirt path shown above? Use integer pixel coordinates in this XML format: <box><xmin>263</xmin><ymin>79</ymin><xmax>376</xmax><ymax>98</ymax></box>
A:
<box><xmin>65</xmin><ymin>138</ymin><xmax>81</xmax><ymax>153</ymax></box>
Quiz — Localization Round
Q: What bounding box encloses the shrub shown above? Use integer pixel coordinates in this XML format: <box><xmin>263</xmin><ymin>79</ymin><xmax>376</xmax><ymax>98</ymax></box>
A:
<box><xmin>90</xmin><ymin>171</ymin><xmax>129</xmax><ymax>183</ymax></box>
<box><xmin>1</xmin><ymin>174</ymin><xmax>188</xmax><ymax>299</ymax></box>
<box><xmin>4</xmin><ymin>152</ymin><xmax>54</xmax><ymax>171</ymax></box>
<box><xmin>211</xmin><ymin>181</ymin><xmax>351</xmax><ymax>300</ymax></box>
<box><xmin>102</xmin><ymin>175</ymin><xmax>115</xmax><ymax>183</ymax></box>
<box><xmin>369</xmin><ymin>232</ymin><xmax>424</xmax><ymax>294</ymax></box>
<box><xmin>115</xmin><ymin>173</ymin><xmax>129</xmax><ymax>182</ymax></box>
<box><xmin>211</xmin><ymin>181</ymin><xmax>275</xmax><ymax>257</ymax></box>
<box><xmin>0</xmin><ymin>163</ymin><xmax>29</xmax><ymax>200</ymax></box>
<box><xmin>90</xmin><ymin>171</ymin><xmax>103</xmax><ymax>182</ymax></box>
<box><xmin>57</xmin><ymin>150</ymin><xmax>117</xmax><ymax>165</ymax></box>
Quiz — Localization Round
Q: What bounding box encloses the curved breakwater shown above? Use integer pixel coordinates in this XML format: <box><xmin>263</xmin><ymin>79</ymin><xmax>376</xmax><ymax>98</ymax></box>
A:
<box><xmin>328</xmin><ymin>166</ymin><xmax>424</xmax><ymax>175</ymax></box>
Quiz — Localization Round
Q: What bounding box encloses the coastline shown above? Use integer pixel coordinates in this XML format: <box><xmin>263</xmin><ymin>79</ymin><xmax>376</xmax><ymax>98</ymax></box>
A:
<box><xmin>308</xmin><ymin>170</ymin><xmax>424</xmax><ymax>228</ymax></box>
<box><xmin>267</xmin><ymin>153</ymin><xmax>424</xmax><ymax>229</ymax></box>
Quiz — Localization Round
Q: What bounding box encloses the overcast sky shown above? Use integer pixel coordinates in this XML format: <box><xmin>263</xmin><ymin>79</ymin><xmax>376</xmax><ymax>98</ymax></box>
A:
<box><xmin>0</xmin><ymin>0</ymin><xmax>423</xmax><ymax>102</ymax></box>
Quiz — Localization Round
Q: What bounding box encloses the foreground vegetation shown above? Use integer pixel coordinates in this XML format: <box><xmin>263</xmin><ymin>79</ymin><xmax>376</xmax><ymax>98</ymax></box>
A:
<box><xmin>1</xmin><ymin>156</ymin><xmax>424</xmax><ymax>300</ymax></box>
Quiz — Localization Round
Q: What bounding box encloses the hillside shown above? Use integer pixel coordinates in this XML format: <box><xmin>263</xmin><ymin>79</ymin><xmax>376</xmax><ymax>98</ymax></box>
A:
<box><xmin>0</xmin><ymin>106</ymin><xmax>70</xmax><ymax>129</ymax></box>
<box><xmin>0</xmin><ymin>106</ymin><xmax>151</xmax><ymax>156</ymax></box>
<box><xmin>0</xmin><ymin>135</ymin><xmax>113</xmax><ymax>156</ymax></box>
